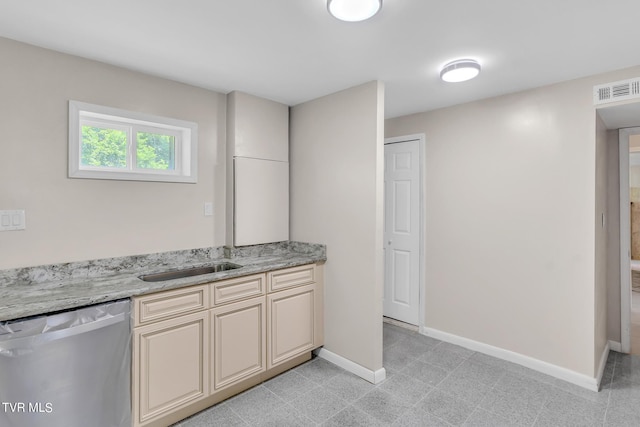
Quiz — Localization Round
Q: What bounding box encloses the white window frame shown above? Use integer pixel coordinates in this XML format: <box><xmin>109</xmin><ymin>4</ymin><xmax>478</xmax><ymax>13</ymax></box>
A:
<box><xmin>69</xmin><ymin>100</ymin><xmax>198</xmax><ymax>183</ymax></box>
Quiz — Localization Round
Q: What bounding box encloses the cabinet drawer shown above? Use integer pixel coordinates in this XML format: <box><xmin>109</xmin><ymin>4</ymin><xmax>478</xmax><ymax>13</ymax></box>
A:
<box><xmin>211</xmin><ymin>274</ymin><xmax>265</xmax><ymax>306</ymax></box>
<box><xmin>267</xmin><ymin>264</ymin><xmax>315</xmax><ymax>292</ymax></box>
<box><xmin>134</xmin><ymin>285</ymin><xmax>209</xmax><ymax>326</ymax></box>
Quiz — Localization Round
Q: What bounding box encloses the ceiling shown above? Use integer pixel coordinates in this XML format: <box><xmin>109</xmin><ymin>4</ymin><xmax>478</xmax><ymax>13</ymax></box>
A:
<box><xmin>2</xmin><ymin>0</ymin><xmax>640</xmax><ymax>118</ymax></box>
<box><xmin>598</xmin><ymin>103</ymin><xmax>640</xmax><ymax>130</ymax></box>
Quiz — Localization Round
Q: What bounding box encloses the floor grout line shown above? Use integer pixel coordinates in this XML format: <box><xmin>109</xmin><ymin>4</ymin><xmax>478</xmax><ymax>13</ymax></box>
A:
<box><xmin>178</xmin><ymin>325</ymin><xmax>640</xmax><ymax>426</ymax></box>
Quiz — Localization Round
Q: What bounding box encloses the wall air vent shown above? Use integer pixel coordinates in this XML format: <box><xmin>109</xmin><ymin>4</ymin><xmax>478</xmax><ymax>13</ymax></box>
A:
<box><xmin>594</xmin><ymin>77</ymin><xmax>640</xmax><ymax>105</ymax></box>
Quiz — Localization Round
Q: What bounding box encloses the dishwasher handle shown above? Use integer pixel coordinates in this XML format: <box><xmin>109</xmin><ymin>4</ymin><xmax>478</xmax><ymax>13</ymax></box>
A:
<box><xmin>0</xmin><ymin>312</ymin><xmax>126</xmax><ymax>351</ymax></box>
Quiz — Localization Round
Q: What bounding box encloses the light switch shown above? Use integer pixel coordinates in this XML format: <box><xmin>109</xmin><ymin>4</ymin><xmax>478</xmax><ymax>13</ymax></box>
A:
<box><xmin>0</xmin><ymin>210</ymin><xmax>25</xmax><ymax>231</ymax></box>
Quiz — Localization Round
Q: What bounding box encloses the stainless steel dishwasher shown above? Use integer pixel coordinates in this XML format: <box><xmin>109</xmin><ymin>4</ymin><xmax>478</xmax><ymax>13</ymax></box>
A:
<box><xmin>0</xmin><ymin>299</ymin><xmax>131</xmax><ymax>427</ymax></box>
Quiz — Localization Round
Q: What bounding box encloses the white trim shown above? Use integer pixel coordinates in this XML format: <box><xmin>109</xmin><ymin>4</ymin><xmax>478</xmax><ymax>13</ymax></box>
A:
<box><xmin>619</xmin><ymin>127</ymin><xmax>640</xmax><ymax>353</ymax></box>
<box><xmin>383</xmin><ymin>133</ymin><xmax>426</xmax><ymax>330</ymax></box>
<box><xmin>69</xmin><ymin>100</ymin><xmax>198</xmax><ymax>183</ymax></box>
<box><xmin>313</xmin><ymin>348</ymin><xmax>386</xmax><ymax>384</ymax></box>
<box><xmin>609</xmin><ymin>340</ymin><xmax>622</xmax><ymax>352</ymax></box>
<box><xmin>421</xmin><ymin>326</ymin><xmax>599</xmax><ymax>392</ymax></box>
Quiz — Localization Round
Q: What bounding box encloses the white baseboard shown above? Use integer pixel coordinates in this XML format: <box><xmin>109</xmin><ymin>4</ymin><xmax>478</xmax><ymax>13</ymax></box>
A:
<box><xmin>609</xmin><ymin>340</ymin><xmax>622</xmax><ymax>352</ymax></box>
<box><xmin>421</xmin><ymin>326</ymin><xmax>599</xmax><ymax>392</ymax></box>
<box><xmin>314</xmin><ymin>348</ymin><xmax>386</xmax><ymax>384</ymax></box>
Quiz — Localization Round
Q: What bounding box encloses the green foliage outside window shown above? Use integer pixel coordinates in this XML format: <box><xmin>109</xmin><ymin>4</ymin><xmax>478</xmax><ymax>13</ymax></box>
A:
<box><xmin>81</xmin><ymin>126</ymin><xmax>127</xmax><ymax>168</ymax></box>
<box><xmin>137</xmin><ymin>132</ymin><xmax>175</xmax><ymax>170</ymax></box>
<box><xmin>80</xmin><ymin>126</ymin><xmax>175</xmax><ymax>171</ymax></box>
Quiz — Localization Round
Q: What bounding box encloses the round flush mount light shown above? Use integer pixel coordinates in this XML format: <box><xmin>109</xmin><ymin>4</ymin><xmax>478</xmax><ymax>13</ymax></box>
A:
<box><xmin>440</xmin><ymin>59</ymin><xmax>481</xmax><ymax>83</ymax></box>
<box><xmin>327</xmin><ymin>0</ymin><xmax>382</xmax><ymax>22</ymax></box>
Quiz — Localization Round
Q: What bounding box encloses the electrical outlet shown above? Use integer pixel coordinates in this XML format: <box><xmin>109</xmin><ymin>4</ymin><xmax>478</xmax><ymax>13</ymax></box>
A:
<box><xmin>204</xmin><ymin>202</ymin><xmax>214</xmax><ymax>217</ymax></box>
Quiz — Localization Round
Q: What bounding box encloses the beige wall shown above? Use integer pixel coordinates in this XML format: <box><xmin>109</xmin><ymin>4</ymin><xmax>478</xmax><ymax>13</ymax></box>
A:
<box><xmin>630</xmin><ymin>166</ymin><xmax>640</xmax><ymax>188</ymax></box>
<box><xmin>290</xmin><ymin>81</ymin><xmax>384</xmax><ymax>372</ymax></box>
<box><xmin>594</xmin><ymin>114</ymin><xmax>608</xmax><ymax>372</ymax></box>
<box><xmin>0</xmin><ymin>38</ymin><xmax>226</xmax><ymax>269</ymax></box>
<box><xmin>386</xmin><ymin>66</ymin><xmax>640</xmax><ymax>377</ymax></box>
<box><xmin>630</xmin><ymin>135</ymin><xmax>640</xmax><ymax>151</ymax></box>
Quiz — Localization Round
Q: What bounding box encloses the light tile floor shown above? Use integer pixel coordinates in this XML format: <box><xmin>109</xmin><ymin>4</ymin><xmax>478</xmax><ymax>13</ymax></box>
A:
<box><xmin>175</xmin><ymin>323</ymin><xmax>640</xmax><ymax>426</ymax></box>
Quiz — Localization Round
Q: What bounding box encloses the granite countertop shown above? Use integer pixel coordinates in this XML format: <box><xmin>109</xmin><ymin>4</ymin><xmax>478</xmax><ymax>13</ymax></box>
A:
<box><xmin>0</xmin><ymin>241</ymin><xmax>326</xmax><ymax>322</ymax></box>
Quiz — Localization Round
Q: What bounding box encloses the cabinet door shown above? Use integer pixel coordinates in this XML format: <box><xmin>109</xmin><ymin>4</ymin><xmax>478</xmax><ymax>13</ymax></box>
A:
<box><xmin>227</xmin><ymin>91</ymin><xmax>289</xmax><ymax>162</ymax></box>
<box><xmin>267</xmin><ymin>284</ymin><xmax>316</xmax><ymax>369</ymax></box>
<box><xmin>234</xmin><ymin>157</ymin><xmax>289</xmax><ymax>246</ymax></box>
<box><xmin>133</xmin><ymin>311</ymin><xmax>209</xmax><ymax>426</ymax></box>
<box><xmin>211</xmin><ymin>297</ymin><xmax>266</xmax><ymax>391</ymax></box>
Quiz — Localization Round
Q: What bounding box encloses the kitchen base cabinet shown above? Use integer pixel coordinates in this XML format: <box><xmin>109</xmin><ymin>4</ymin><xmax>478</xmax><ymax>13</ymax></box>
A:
<box><xmin>133</xmin><ymin>311</ymin><xmax>209</xmax><ymax>427</ymax></box>
<box><xmin>267</xmin><ymin>264</ymin><xmax>324</xmax><ymax>369</ymax></box>
<box><xmin>132</xmin><ymin>263</ymin><xmax>323</xmax><ymax>427</ymax></box>
<box><xmin>267</xmin><ymin>284</ymin><xmax>316</xmax><ymax>368</ymax></box>
<box><xmin>211</xmin><ymin>296</ymin><xmax>266</xmax><ymax>391</ymax></box>
<box><xmin>136</xmin><ymin>351</ymin><xmax>311</xmax><ymax>427</ymax></box>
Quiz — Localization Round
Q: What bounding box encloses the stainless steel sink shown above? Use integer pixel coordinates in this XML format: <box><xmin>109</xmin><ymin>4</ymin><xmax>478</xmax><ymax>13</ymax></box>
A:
<box><xmin>139</xmin><ymin>263</ymin><xmax>242</xmax><ymax>282</ymax></box>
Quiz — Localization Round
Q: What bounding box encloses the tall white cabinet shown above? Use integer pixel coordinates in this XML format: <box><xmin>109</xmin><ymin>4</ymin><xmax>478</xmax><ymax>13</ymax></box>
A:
<box><xmin>226</xmin><ymin>91</ymin><xmax>289</xmax><ymax>247</ymax></box>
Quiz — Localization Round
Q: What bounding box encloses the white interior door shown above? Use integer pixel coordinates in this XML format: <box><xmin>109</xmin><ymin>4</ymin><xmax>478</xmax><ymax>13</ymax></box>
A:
<box><xmin>384</xmin><ymin>140</ymin><xmax>420</xmax><ymax>325</ymax></box>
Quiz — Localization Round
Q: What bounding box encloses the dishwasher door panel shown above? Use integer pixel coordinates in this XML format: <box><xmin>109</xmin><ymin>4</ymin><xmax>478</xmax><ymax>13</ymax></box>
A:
<box><xmin>0</xmin><ymin>300</ymin><xmax>131</xmax><ymax>427</ymax></box>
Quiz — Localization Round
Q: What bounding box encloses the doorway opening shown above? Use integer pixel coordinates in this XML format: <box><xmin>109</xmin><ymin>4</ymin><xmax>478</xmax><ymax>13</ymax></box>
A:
<box><xmin>597</xmin><ymin>101</ymin><xmax>640</xmax><ymax>356</ymax></box>
<box><xmin>383</xmin><ymin>134</ymin><xmax>425</xmax><ymax>328</ymax></box>
<box><xmin>621</xmin><ymin>128</ymin><xmax>640</xmax><ymax>354</ymax></box>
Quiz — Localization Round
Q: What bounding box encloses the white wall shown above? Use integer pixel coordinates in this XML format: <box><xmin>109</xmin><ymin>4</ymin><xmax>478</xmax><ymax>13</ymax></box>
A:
<box><xmin>290</xmin><ymin>81</ymin><xmax>385</xmax><ymax>373</ymax></box>
<box><xmin>386</xmin><ymin>66</ymin><xmax>640</xmax><ymax>377</ymax></box>
<box><xmin>0</xmin><ymin>37</ymin><xmax>226</xmax><ymax>269</ymax></box>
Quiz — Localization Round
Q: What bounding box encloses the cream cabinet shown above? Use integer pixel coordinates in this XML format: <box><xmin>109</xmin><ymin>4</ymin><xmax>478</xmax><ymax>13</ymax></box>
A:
<box><xmin>133</xmin><ymin>310</ymin><xmax>209</xmax><ymax>427</ymax></box>
<box><xmin>266</xmin><ymin>263</ymin><xmax>322</xmax><ymax>368</ymax></box>
<box><xmin>132</xmin><ymin>263</ymin><xmax>323</xmax><ymax>427</ymax></box>
<box><xmin>209</xmin><ymin>273</ymin><xmax>267</xmax><ymax>392</ymax></box>
<box><xmin>267</xmin><ymin>263</ymin><xmax>315</xmax><ymax>292</ymax></box>
<box><xmin>211</xmin><ymin>296</ymin><xmax>266</xmax><ymax>390</ymax></box>
<box><xmin>210</xmin><ymin>272</ymin><xmax>265</xmax><ymax>306</ymax></box>
<box><xmin>227</xmin><ymin>91</ymin><xmax>288</xmax><ymax>162</ymax></box>
<box><xmin>133</xmin><ymin>284</ymin><xmax>208</xmax><ymax>326</ymax></box>
<box><xmin>267</xmin><ymin>284</ymin><xmax>316</xmax><ymax>368</ymax></box>
<box><xmin>226</xmin><ymin>91</ymin><xmax>290</xmax><ymax>247</ymax></box>
<box><xmin>233</xmin><ymin>157</ymin><xmax>289</xmax><ymax>246</ymax></box>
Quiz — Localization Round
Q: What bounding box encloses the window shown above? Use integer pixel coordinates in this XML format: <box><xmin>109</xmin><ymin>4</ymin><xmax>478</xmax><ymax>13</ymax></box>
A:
<box><xmin>69</xmin><ymin>101</ymin><xmax>197</xmax><ymax>183</ymax></box>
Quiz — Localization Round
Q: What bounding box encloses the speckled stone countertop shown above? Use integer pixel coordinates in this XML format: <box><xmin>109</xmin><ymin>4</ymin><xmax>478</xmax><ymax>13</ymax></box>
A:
<box><xmin>0</xmin><ymin>241</ymin><xmax>326</xmax><ymax>322</ymax></box>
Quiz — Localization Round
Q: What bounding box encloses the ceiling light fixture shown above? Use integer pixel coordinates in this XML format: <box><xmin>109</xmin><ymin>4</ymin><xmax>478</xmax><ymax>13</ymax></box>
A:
<box><xmin>440</xmin><ymin>59</ymin><xmax>481</xmax><ymax>83</ymax></box>
<box><xmin>327</xmin><ymin>0</ymin><xmax>382</xmax><ymax>22</ymax></box>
